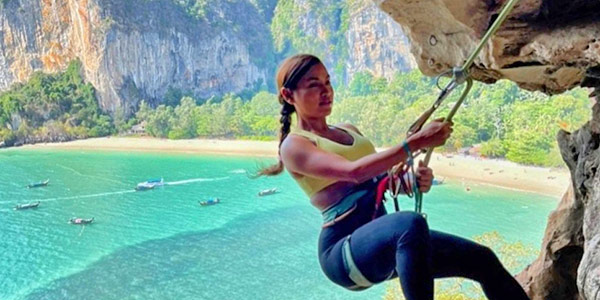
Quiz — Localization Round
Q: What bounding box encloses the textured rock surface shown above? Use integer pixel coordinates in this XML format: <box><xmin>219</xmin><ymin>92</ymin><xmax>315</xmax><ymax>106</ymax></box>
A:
<box><xmin>346</xmin><ymin>2</ymin><xmax>416</xmax><ymax>81</ymax></box>
<box><xmin>375</xmin><ymin>1</ymin><xmax>600</xmax><ymax>299</ymax></box>
<box><xmin>515</xmin><ymin>184</ymin><xmax>584</xmax><ymax>300</ymax></box>
<box><xmin>566</xmin><ymin>99</ymin><xmax>600</xmax><ymax>300</ymax></box>
<box><xmin>376</xmin><ymin>0</ymin><xmax>600</xmax><ymax>94</ymax></box>
<box><xmin>0</xmin><ymin>0</ymin><xmax>416</xmax><ymax>114</ymax></box>
<box><xmin>269</xmin><ymin>0</ymin><xmax>415</xmax><ymax>84</ymax></box>
<box><xmin>0</xmin><ymin>0</ymin><xmax>272</xmax><ymax>113</ymax></box>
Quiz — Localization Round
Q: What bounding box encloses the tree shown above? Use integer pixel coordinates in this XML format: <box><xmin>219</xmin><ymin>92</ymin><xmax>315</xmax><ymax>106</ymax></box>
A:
<box><xmin>168</xmin><ymin>97</ymin><xmax>198</xmax><ymax>139</ymax></box>
<box><xmin>164</xmin><ymin>86</ymin><xmax>184</xmax><ymax>107</ymax></box>
<box><xmin>242</xmin><ymin>91</ymin><xmax>280</xmax><ymax>137</ymax></box>
<box><xmin>136</xmin><ymin>101</ymin><xmax>152</xmax><ymax>123</ymax></box>
<box><xmin>0</xmin><ymin>60</ymin><xmax>114</xmax><ymax>145</ymax></box>
<box><xmin>348</xmin><ymin>71</ymin><xmax>374</xmax><ymax>96</ymax></box>
<box><xmin>146</xmin><ymin>105</ymin><xmax>174</xmax><ymax>138</ymax></box>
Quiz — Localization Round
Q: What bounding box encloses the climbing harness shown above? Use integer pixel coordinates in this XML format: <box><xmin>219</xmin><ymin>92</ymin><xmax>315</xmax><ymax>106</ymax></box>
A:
<box><xmin>383</xmin><ymin>0</ymin><xmax>520</xmax><ymax>216</ymax></box>
<box><xmin>341</xmin><ymin>235</ymin><xmax>395</xmax><ymax>290</ymax></box>
<box><xmin>341</xmin><ymin>236</ymin><xmax>373</xmax><ymax>290</ymax></box>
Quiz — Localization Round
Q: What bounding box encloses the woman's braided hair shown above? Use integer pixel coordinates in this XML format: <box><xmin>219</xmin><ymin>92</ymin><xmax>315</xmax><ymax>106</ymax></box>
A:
<box><xmin>257</xmin><ymin>54</ymin><xmax>322</xmax><ymax>176</ymax></box>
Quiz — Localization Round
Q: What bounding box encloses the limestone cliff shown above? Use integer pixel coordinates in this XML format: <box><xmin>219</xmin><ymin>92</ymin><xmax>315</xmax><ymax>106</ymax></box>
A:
<box><xmin>346</xmin><ymin>2</ymin><xmax>416</xmax><ymax>81</ymax></box>
<box><xmin>0</xmin><ymin>0</ymin><xmax>274</xmax><ymax>114</ymax></box>
<box><xmin>271</xmin><ymin>0</ymin><xmax>415</xmax><ymax>85</ymax></box>
<box><xmin>375</xmin><ymin>0</ymin><xmax>600</xmax><ymax>299</ymax></box>
<box><xmin>0</xmin><ymin>0</ymin><xmax>416</xmax><ymax>115</ymax></box>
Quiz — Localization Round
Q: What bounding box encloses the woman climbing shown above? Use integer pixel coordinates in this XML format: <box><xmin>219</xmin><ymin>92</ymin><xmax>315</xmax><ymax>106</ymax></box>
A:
<box><xmin>257</xmin><ymin>54</ymin><xmax>529</xmax><ymax>300</ymax></box>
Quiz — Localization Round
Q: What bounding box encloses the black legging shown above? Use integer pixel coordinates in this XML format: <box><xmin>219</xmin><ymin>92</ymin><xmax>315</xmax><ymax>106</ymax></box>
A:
<box><xmin>318</xmin><ymin>184</ymin><xmax>530</xmax><ymax>300</ymax></box>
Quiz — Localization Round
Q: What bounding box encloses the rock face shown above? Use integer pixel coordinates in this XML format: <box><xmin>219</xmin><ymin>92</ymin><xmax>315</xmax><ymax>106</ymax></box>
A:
<box><xmin>515</xmin><ymin>184</ymin><xmax>584</xmax><ymax>300</ymax></box>
<box><xmin>376</xmin><ymin>0</ymin><xmax>600</xmax><ymax>95</ymax></box>
<box><xmin>375</xmin><ymin>0</ymin><xmax>600</xmax><ymax>299</ymax></box>
<box><xmin>567</xmin><ymin>100</ymin><xmax>600</xmax><ymax>300</ymax></box>
<box><xmin>270</xmin><ymin>0</ymin><xmax>415</xmax><ymax>85</ymax></box>
<box><xmin>0</xmin><ymin>0</ymin><xmax>416</xmax><ymax>114</ymax></box>
<box><xmin>0</xmin><ymin>0</ymin><xmax>273</xmax><ymax>114</ymax></box>
<box><xmin>346</xmin><ymin>2</ymin><xmax>416</xmax><ymax>81</ymax></box>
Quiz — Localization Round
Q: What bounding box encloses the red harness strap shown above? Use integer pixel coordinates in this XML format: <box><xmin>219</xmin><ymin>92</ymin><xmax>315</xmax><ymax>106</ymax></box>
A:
<box><xmin>373</xmin><ymin>176</ymin><xmax>390</xmax><ymax>219</ymax></box>
<box><xmin>373</xmin><ymin>169</ymin><xmax>414</xmax><ymax>219</ymax></box>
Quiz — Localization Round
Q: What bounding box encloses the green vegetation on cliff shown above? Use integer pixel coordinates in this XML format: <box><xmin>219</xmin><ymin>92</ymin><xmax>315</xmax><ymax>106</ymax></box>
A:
<box><xmin>271</xmin><ymin>0</ymin><xmax>351</xmax><ymax>83</ymax></box>
<box><xmin>0</xmin><ymin>61</ymin><xmax>114</xmax><ymax>146</ymax></box>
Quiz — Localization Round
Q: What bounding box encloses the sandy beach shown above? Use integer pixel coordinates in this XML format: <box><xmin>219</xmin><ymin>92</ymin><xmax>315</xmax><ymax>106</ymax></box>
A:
<box><xmin>19</xmin><ymin>137</ymin><xmax>571</xmax><ymax>198</ymax></box>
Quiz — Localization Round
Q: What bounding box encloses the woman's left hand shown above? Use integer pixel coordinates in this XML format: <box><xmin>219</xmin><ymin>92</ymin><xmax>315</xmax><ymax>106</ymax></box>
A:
<box><xmin>416</xmin><ymin>160</ymin><xmax>434</xmax><ymax>193</ymax></box>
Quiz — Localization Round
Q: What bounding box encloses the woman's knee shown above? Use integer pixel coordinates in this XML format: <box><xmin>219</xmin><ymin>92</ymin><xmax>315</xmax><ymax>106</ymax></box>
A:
<box><xmin>401</xmin><ymin>212</ymin><xmax>428</xmax><ymax>231</ymax></box>
<box><xmin>391</xmin><ymin>212</ymin><xmax>429</xmax><ymax>243</ymax></box>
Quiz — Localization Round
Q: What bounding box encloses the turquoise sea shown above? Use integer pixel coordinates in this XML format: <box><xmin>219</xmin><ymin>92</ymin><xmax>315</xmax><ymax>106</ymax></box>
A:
<box><xmin>0</xmin><ymin>149</ymin><xmax>559</xmax><ymax>300</ymax></box>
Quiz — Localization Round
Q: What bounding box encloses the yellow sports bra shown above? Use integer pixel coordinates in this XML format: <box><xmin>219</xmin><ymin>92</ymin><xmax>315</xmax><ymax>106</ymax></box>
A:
<box><xmin>288</xmin><ymin>125</ymin><xmax>377</xmax><ymax>197</ymax></box>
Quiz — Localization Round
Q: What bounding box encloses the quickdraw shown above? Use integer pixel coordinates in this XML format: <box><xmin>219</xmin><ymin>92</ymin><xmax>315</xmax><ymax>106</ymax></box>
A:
<box><xmin>382</xmin><ymin>0</ymin><xmax>520</xmax><ymax>216</ymax></box>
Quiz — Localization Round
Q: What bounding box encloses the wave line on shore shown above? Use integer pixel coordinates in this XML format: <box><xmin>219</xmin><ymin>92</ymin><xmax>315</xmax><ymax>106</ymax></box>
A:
<box><xmin>18</xmin><ymin>190</ymin><xmax>137</xmax><ymax>203</ymax></box>
<box><xmin>2</xmin><ymin>177</ymin><xmax>229</xmax><ymax>205</ymax></box>
<box><xmin>165</xmin><ymin>177</ymin><xmax>229</xmax><ymax>186</ymax></box>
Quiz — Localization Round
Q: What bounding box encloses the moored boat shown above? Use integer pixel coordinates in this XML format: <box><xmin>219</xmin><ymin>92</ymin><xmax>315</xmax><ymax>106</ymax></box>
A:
<box><xmin>14</xmin><ymin>201</ymin><xmax>40</xmax><ymax>210</ymax></box>
<box><xmin>258</xmin><ymin>188</ymin><xmax>277</xmax><ymax>196</ymax></box>
<box><xmin>199</xmin><ymin>198</ymin><xmax>220</xmax><ymax>206</ymax></box>
<box><xmin>69</xmin><ymin>217</ymin><xmax>94</xmax><ymax>225</ymax></box>
<box><xmin>27</xmin><ymin>179</ymin><xmax>49</xmax><ymax>189</ymax></box>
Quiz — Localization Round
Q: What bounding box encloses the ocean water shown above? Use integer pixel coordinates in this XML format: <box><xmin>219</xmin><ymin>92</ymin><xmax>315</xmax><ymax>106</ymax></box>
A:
<box><xmin>0</xmin><ymin>149</ymin><xmax>560</xmax><ymax>300</ymax></box>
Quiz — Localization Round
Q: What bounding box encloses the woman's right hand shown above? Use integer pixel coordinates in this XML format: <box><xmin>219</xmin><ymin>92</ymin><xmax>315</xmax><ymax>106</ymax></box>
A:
<box><xmin>408</xmin><ymin>118</ymin><xmax>453</xmax><ymax>150</ymax></box>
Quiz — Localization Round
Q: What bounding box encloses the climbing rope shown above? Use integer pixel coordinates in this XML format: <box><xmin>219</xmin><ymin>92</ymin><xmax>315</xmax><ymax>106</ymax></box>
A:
<box><xmin>386</xmin><ymin>0</ymin><xmax>520</xmax><ymax>216</ymax></box>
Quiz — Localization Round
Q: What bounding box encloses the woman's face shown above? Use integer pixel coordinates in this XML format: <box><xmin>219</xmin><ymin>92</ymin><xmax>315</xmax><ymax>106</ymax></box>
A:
<box><xmin>284</xmin><ymin>63</ymin><xmax>334</xmax><ymax>119</ymax></box>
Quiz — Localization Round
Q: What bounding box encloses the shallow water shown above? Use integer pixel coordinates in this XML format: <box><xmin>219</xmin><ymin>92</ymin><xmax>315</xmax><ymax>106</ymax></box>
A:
<box><xmin>0</xmin><ymin>149</ymin><xmax>559</xmax><ymax>299</ymax></box>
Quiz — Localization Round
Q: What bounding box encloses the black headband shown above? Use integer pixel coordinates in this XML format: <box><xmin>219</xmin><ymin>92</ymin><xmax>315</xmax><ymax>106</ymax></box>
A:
<box><xmin>282</xmin><ymin>57</ymin><xmax>320</xmax><ymax>89</ymax></box>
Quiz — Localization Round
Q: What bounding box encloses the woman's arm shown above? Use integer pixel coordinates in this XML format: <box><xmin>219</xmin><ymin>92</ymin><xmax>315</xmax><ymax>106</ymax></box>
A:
<box><xmin>281</xmin><ymin>120</ymin><xmax>451</xmax><ymax>184</ymax></box>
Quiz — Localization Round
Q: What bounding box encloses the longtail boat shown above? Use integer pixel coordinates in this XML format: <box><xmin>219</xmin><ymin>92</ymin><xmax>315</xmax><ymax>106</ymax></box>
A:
<box><xmin>69</xmin><ymin>217</ymin><xmax>94</xmax><ymax>225</ymax></box>
<box><xmin>27</xmin><ymin>179</ymin><xmax>49</xmax><ymax>189</ymax></box>
<box><xmin>14</xmin><ymin>201</ymin><xmax>40</xmax><ymax>210</ymax></box>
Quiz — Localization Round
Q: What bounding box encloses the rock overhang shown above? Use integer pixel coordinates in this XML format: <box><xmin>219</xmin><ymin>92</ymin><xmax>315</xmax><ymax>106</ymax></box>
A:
<box><xmin>375</xmin><ymin>0</ymin><xmax>600</xmax><ymax>95</ymax></box>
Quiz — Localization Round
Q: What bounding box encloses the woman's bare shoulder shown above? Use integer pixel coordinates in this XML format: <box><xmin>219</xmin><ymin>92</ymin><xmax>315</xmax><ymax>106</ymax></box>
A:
<box><xmin>281</xmin><ymin>134</ymin><xmax>316</xmax><ymax>155</ymax></box>
<box><xmin>280</xmin><ymin>133</ymin><xmax>321</xmax><ymax>172</ymax></box>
